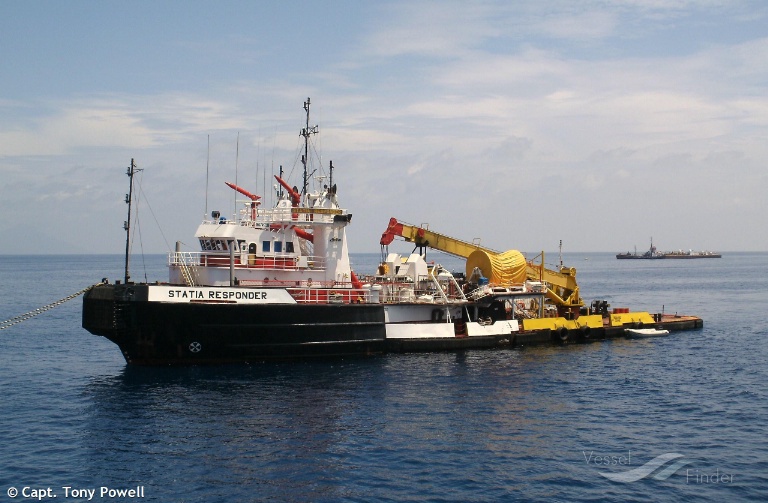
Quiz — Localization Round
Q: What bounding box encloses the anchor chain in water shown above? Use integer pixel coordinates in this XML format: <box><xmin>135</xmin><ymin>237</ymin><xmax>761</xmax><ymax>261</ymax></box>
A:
<box><xmin>0</xmin><ymin>283</ymin><xmax>103</xmax><ymax>331</ymax></box>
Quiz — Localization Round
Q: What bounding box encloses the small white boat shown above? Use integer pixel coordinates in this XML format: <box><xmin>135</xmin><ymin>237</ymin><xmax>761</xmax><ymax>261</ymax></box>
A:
<box><xmin>625</xmin><ymin>328</ymin><xmax>670</xmax><ymax>338</ymax></box>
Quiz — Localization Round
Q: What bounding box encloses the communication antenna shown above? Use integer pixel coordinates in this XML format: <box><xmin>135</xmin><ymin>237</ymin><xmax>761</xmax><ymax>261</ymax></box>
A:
<box><xmin>205</xmin><ymin>135</ymin><xmax>210</xmax><ymax>217</ymax></box>
<box><xmin>300</xmin><ymin>97</ymin><xmax>319</xmax><ymax>200</ymax></box>
<box><xmin>235</xmin><ymin>132</ymin><xmax>240</xmax><ymax>222</ymax></box>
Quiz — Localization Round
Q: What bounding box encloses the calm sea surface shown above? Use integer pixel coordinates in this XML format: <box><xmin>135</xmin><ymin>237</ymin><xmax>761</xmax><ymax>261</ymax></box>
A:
<box><xmin>1</xmin><ymin>252</ymin><xmax>767</xmax><ymax>502</ymax></box>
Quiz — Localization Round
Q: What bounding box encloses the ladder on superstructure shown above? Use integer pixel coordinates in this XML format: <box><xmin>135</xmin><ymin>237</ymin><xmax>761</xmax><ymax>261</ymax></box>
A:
<box><xmin>175</xmin><ymin>252</ymin><xmax>198</xmax><ymax>287</ymax></box>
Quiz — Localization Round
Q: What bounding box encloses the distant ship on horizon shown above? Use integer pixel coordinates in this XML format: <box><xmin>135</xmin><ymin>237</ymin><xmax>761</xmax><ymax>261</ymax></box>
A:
<box><xmin>616</xmin><ymin>238</ymin><xmax>721</xmax><ymax>260</ymax></box>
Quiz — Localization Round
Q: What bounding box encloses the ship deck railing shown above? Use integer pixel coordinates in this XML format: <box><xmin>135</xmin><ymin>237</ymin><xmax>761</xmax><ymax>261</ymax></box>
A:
<box><xmin>168</xmin><ymin>251</ymin><xmax>327</xmax><ymax>271</ymax></box>
<box><xmin>232</xmin><ymin>277</ymin><xmax>467</xmax><ymax>305</ymax></box>
<box><xmin>203</xmin><ymin>205</ymin><xmax>347</xmax><ymax>227</ymax></box>
<box><xmin>237</xmin><ymin>278</ymin><xmax>367</xmax><ymax>304</ymax></box>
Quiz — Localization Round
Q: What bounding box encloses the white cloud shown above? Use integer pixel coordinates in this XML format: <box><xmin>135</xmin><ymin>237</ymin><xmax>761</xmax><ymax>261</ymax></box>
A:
<box><xmin>528</xmin><ymin>8</ymin><xmax>619</xmax><ymax>41</ymax></box>
<box><xmin>360</xmin><ymin>1</ymin><xmax>495</xmax><ymax>58</ymax></box>
<box><xmin>0</xmin><ymin>93</ymin><xmax>255</xmax><ymax>157</ymax></box>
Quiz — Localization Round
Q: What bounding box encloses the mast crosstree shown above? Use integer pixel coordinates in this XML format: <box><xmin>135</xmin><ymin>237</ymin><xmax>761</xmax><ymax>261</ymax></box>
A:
<box><xmin>299</xmin><ymin>97</ymin><xmax>319</xmax><ymax>200</ymax></box>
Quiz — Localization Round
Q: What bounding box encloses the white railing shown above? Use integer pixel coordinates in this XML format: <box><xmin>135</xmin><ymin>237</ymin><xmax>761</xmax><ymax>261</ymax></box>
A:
<box><xmin>205</xmin><ymin>205</ymin><xmax>347</xmax><ymax>227</ymax></box>
<box><xmin>168</xmin><ymin>251</ymin><xmax>327</xmax><ymax>272</ymax></box>
<box><xmin>286</xmin><ymin>286</ymin><xmax>369</xmax><ymax>305</ymax></box>
<box><xmin>169</xmin><ymin>252</ymin><xmax>200</xmax><ymax>286</ymax></box>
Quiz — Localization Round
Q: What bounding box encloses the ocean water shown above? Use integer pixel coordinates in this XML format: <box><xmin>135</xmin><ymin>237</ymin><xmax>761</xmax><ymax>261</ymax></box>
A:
<box><xmin>1</xmin><ymin>252</ymin><xmax>767</xmax><ymax>502</ymax></box>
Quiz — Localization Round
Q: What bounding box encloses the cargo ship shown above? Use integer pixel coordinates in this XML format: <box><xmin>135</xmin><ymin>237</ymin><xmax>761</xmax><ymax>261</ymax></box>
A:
<box><xmin>617</xmin><ymin>239</ymin><xmax>721</xmax><ymax>259</ymax></box>
<box><xmin>616</xmin><ymin>239</ymin><xmax>664</xmax><ymax>260</ymax></box>
<box><xmin>82</xmin><ymin>99</ymin><xmax>703</xmax><ymax>365</ymax></box>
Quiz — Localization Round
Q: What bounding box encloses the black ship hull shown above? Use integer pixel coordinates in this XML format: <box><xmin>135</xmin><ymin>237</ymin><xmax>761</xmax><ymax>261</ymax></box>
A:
<box><xmin>83</xmin><ymin>284</ymin><xmax>386</xmax><ymax>364</ymax></box>
<box><xmin>615</xmin><ymin>254</ymin><xmax>664</xmax><ymax>259</ymax></box>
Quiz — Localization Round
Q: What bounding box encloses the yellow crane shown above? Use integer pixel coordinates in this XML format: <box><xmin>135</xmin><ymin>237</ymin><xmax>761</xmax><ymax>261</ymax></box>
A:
<box><xmin>379</xmin><ymin>218</ymin><xmax>583</xmax><ymax>315</ymax></box>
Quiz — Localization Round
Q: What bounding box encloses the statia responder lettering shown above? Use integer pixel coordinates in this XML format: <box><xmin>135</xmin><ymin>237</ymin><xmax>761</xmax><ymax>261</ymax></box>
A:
<box><xmin>168</xmin><ymin>289</ymin><xmax>268</xmax><ymax>300</ymax></box>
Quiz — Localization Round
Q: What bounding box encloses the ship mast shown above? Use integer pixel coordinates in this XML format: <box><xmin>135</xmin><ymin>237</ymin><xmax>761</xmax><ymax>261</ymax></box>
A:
<box><xmin>123</xmin><ymin>159</ymin><xmax>142</xmax><ymax>283</ymax></box>
<box><xmin>299</xmin><ymin>97</ymin><xmax>318</xmax><ymax>202</ymax></box>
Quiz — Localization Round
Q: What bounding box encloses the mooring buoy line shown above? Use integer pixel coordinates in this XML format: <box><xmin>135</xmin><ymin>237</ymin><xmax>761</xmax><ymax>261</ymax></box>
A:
<box><xmin>0</xmin><ymin>283</ymin><xmax>104</xmax><ymax>331</ymax></box>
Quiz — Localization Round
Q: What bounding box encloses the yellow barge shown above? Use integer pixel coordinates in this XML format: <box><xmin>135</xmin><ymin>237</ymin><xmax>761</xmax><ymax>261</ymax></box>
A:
<box><xmin>380</xmin><ymin>218</ymin><xmax>702</xmax><ymax>352</ymax></box>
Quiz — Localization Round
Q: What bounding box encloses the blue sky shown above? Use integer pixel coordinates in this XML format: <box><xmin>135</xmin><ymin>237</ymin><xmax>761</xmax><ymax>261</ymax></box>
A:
<box><xmin>2</xmin><ymin>0</ymin><xmax>767</xmax><ymax>256</ymax></box>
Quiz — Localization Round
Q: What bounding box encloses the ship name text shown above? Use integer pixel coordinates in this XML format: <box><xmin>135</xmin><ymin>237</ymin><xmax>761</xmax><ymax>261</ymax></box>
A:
<box><xmin>168</xmin><ymin>289</ymin><xmax>268</xmax><ymax>300</ymax></box>
<box><xmin>147</xmin><ymin>285</ymin><xmax>296</xmax><ymax>304</ymax></box>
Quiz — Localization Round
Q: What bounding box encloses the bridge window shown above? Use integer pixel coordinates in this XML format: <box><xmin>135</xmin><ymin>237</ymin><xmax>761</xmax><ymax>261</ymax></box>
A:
<box><xmin>262</xmin><ymin>241</ymin><xmax>270</xmax><ymax>253</ymax></box>
<box><xmin>286</xmin><ymin>241</ymin><xmax>294</xmax><ymax>253</ymax></box>
<box><xmin>274</xmin><ymin>241</ymin><xmax>283</xmax><ymax>253</ymax></box>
